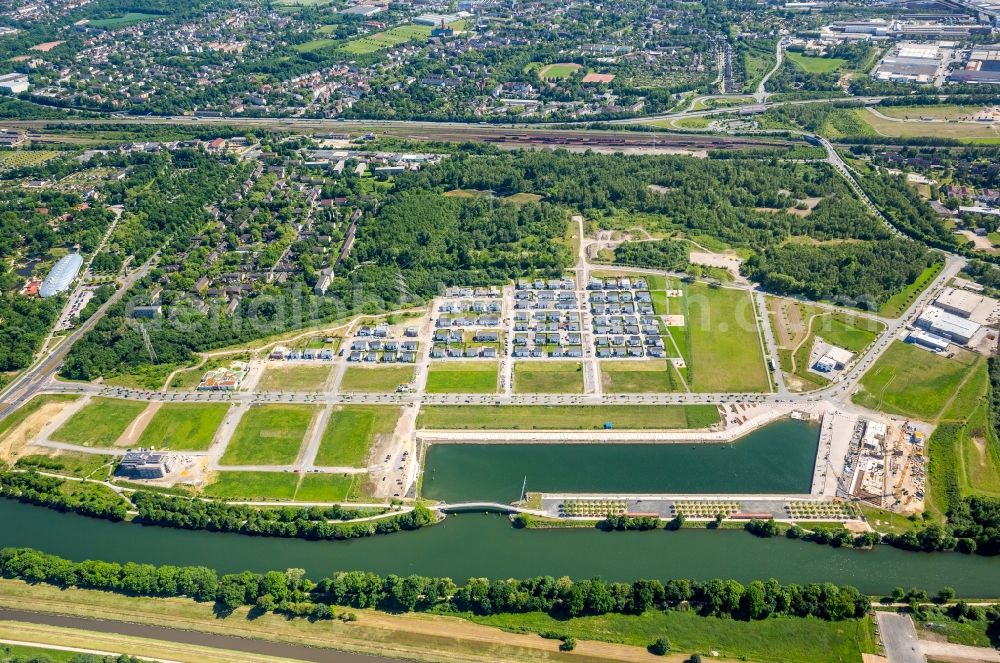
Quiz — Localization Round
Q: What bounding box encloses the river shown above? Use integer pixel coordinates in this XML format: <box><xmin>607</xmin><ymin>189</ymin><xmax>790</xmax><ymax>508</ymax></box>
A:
<box><xmin>422</xmin><ymin>418</ymin><xmax>820</xmax><ymax>502</ymax></box>
<box><xmin>2</xmin><ymin>501</ymin><xmax>999</xmax><ymax>596</ymax></box>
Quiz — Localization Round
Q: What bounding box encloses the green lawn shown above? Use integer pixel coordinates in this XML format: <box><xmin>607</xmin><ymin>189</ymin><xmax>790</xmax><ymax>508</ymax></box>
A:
<box><xmin>600</xmin><ymin>360</ymin><xmax>678</xmax><ymax>393</ymax></box>
<box><xmin>201</xmin><ymin>471</ymin><xmax>300</xmax><ymax>500</ymax></box>
<box><xmin>15</xmin><ymin>451</ymin><xmax>112</xmax><ymax>480</ymax></box>
<box><xmin>417</xmin><ymin>404</ymin><xmax>719</xmax><ymax>430</ymax></box>
<box><xmin>294</xmin><ymin>473</ymin><xmax>362</xmax><ymax>502</ymax></box>
<box><xmin>49</xmin><ymin>397</ymin><xmax>147</xmax><ymax>448</ymax></box>
<box><xmin>878</xmin><ymin>262</ymin><xmax>943</xmax><ymax>318</ymax></box>
<box><xmin>136</xmin><ymin>403</ymin><xmax>229</xmax><ymax>451</ymax></box>
<box><xmin>513</xmin><ymin>362</ymin><xmax>584</xmax><ymax>393</ymax></box>
<box><xmin>786</xmin><ymin>51</ymin><xmax>848</xmax><ymax>73</ymax></box>
<box><xmin>685</xmin><ymin>284</ymin><xmax>770</xmax><ymax>392</ymax></box>
<box><xmin>425</xmin><ymin>362</ymin><xmax>497</xmax><ymax>394</ymax></box>
<box><xmin>315</xmin><ymin>406</ymin><xmax>402</xmax><ymax>467</ymax></box>
<box><xmin>256</xmin><ymin>364</ymin><xmax>332</xmax><ymax>392</ymax></box>
<box><xmin>853</xmin><ymin>342</ymin><xmax>978</xmax><ymax>420</ymax></box>
<box><xmin>340</xmin><ymin>366</ymin><xmax>414</xmax><ymax>393</ymax></box>
<box><xmin>219</xmin><ymin>405</ymin><xmax>317</xmax><ymax>465</ymax></box>
<box><xmin>464</xmin><ymin>610</ymin><xmax>877</xmax><ymax>663</ymax></box>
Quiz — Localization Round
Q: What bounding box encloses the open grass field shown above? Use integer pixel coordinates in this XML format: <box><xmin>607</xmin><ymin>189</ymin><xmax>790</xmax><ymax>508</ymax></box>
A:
<box><xmin>315</xmin><ymin>405</ymin><xmax>402</xmax><ymax>467</ymax></box>
<box><xmin>878</xmin><ymin>105</ymin><xmax>988</xmax><ymax>121</ymax></box>
<box><xmin>861</xmin><ymin>108</ymin><xmax>1000</xmax><ymax>142</ymax></box>
<box><xmin>417</xmin><ymin>404</ymin><xmax>719</xmax><ymax>429</ymax></box>
<box><xmin>201</xmin><ymin>471</ymin><xmax>299</xmax><ymax>500</ymax></box>
<box><xmin>786</xmin><ymin>51</ymin><xmax>848</xmax><ymax>73</ymax></box>
<box><xmin>338</xmin><ymin>24</ymin><xmax>433</xmax><ymax>55</ymax></box>
<box><xmin>256</xmin><ymin>364</ymin><xmax>332</xmax><ymax>392</ymax></box>
<box><xmin>853</xmin><ymin>342</ymin><xmax>979</xmax><ymax>420</ymax></box>
<box><xmin>466</xmin><ymin>610</ymin><xmax>877</xmax><ymax>663</ymax></box>
<box><xmin>294</xmin><ymin>38</ymin><xmax>338</xmax><ymax>53</ymax></box>
<box><xmin>340</xmin><ymin>366</ymin><xmax>414</xmax><ymax>392</ymax></box>
<box><xmin>15</xmin><ymin>451</ymin><xmax>111</xmax><ymax>480</ymax></box>
<box><xmin>294</xmin><ymin>473</ymin><xmax>362</xmax><ymax>501</ymax></box>
<box><xmin>87</xmin><ymin>12</ymin><xmax>160</xmax><ymax>28</ymax></box>
<box><xmin>49</xmin><ymin>397</ymin><xmax>147</xmax><ymax>448</ymax></box>
<box><xmin>136</xmin><ymin>403</ymin><xmax>229</xmax><ymax>451</ymax></box>
<box><xmin>878</xmin><ymin>261</ymin><xmax>943</xmax><ymax>318</ymax></box>
<box><xmin>600</xmin><ymin>360</ymin><xmax>677</xmax><ymax>393</ymax></box>
<box><xmin>425</xmin><ymin>362</ymin><xmax>497</xmax><ymax>394</ymax></box>
<box><xmin>537</xmin><ymin>63</ymin><xmax>581</xmax><ymax>80</ymax></box>
<box><xmin>685</xmin><ymin>284</ymin><xmax>770</xmax><ymax>392</ymax></box>
<box><xmin>513</xmin><ymin>362</ymin><xmax>584</xmax><ymax>393</ymax></box>
<box><xmin>219</xmin><ymin>405</ymin><xmax>317</xmax><ymax>466</ymax></box>
<box><xmin>504</xmin><ymin>192</ymin><xmax>543</xmax><ymax>205</ymax></box>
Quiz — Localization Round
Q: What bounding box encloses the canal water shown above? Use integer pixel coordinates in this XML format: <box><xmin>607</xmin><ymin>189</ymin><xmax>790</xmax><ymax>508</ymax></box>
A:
<box><xmin>2</xmin><ymin>500</ymin><xmax>999</xmax><ymax>596</ymax></box>
<box><xmin>422</xmin><ymin>418</ymin><xmax>821</xmax><ymax>502</ymax></box>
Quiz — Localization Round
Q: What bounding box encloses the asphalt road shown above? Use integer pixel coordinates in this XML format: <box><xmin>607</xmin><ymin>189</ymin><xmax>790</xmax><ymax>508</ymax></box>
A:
<box><xmin>876</xmin><ymin>612</ymin><xmax>926</xmax><ymax>663</ymax></box>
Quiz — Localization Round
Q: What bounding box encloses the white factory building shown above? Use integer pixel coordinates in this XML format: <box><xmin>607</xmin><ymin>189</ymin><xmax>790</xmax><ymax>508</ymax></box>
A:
<box><xmin>934</xmin><ymin>287</ymin><xmax>999</xmax><ymax>325</ymax></box>
<box><xmin>915</xmin><ymin>306</ymin><xmax>981</xmax><ymax>345</ymax></box>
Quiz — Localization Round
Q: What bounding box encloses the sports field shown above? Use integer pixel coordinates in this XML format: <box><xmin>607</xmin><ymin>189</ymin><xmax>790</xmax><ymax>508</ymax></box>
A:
<box><xmin>338</xmin><ymin>24</ymin><xmax>433</xmax><ymax>55</ymax></box>
<box><xmin>684</xmin><ymin>284</ymin><xmax>770</xmax><ymax>392</ymax></box>
<box><xmin>315</xmin><ymin>405</ymin><xmax>402</xmax><ymax>467</ymax></box>
<box><xmin>256</xmin><ymin>364</ymin><xmax>331</xmax><ymax>392</ymax></box>
<box><xmin>600</xmin><ymin>360</ymin><xmax>677</xmax><ymax>393</ymax></box>
<box><xmin>853</xmin><ymin>342</ymin><xmax>979</xmax><ymax>420</ymax></box>
<box><xmin>340</xmin><ymin>366</ymin><xmax>414</xmax><ymax>392</ymax></box>
<box><xmin>425</xmin><ymin>362</ymin><xmax>498</xmax><ymax>394</ymax></box>
<box><xmin>136</xmin><ymin>403</ymin><xmax>229</xmax><ymax>451</ymax></box>
<box><xmin>513</xmin><ymin>362</ymin><xmax>584</xmax><ymax>393</ymax></box>
<box><xmin>49</xmin><ymin>398</ymin><xmax>147</xmax><ymax>447</ymax></box>
<box><xmin>538</xmin><ymin>63</ymin><xmax>581</xmax><ymax>80</ymax></box>
<box><xmin>417</xmin><ymin>404</ymin><xmax>719</xmax><ymax>430</ymax></box>
<box><xmin>219</xmin><ymin>404</ymin><xmax>317</xmax><ymax>465</ymax></box>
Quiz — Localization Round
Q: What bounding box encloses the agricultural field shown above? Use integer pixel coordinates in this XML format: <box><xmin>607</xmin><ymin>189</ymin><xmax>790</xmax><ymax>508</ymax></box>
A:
<box><xmin>513</xmin><ymin>362</ymin><xmax>584</xmax><ymax>393</ymax></box>
<box><xmin>600</xmin><ymin>360</ymin><xmax>678</xmax><ymax>393</ymax></box>
<box><xmin>853</xmin><ymin>342</ymin><xmax>980</xmax><ymax>421</ymax></box>
<box><xmin>49</xmin><ymin>397</ymin><xmax>147</xmax><ymax>448</ymax></box>
<box><xmin>425</xmin><ymin>362</ymin><xmax>498</xmax><ymax>394</ymax></box>
<box><xmin>136</xmin><ymin>403</ymin><xmax>229</xmax><ymax>451</ymax></box>
<box><xmin>339</xmin><ymin>24</ymin><xmax>433</xmax><ymax>55</ymax></box>
<box><xmin>684</xmin><ymin>284</ymin><xmax>770</xmax><ymax>392</ymax></box>
<box><xmin>219</xmin><ymin>404</ymin><xmax>317</xmax><ymax>466</ymax></box>
<box><xmin>786</xmin><ymin>52</ymin><xmax>848</xmax><ymax>73</ymax></box>
<box><xmin>201</xmin><ymin>471</ymin><xmax>299</xmax><ymax>500</ymax></box>
<box><xmin>315</xmin><ymin>406</ymin><xmax>402</xmax><ymax>467</ymax></box>
<box><xmin>256</xmin><ymin>364</ymin><xmax>332</xmax><ymax>392</ymax></box>
<box><xmin>340</xmin><ymin>366</ymin><xmax>414</xmax><ymax>393</ymax></box>
<box><xmin>417</xmin><ymin>404</ymin><xmax>719</xmax><ymax>430</ymax></box>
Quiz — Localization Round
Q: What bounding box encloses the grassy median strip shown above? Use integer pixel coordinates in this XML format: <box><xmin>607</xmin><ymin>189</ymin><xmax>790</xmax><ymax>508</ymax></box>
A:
<box><xmin>417</xmin><ymin>404</ymin><xmax>719</xmax><ymax>430</ymax></box>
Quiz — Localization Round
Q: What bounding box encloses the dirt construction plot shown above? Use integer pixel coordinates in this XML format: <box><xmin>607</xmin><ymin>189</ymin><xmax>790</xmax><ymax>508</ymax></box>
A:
<box><xmin>115</xmin><ymin>402</ymin><xmax>160</xmax><ymax>447</ymax></box>
<box><xmin>689</xmin><ymin>251</ymin><xmax>743</xmax><ymax>280</ymax></box>
<box><xmin>769</xmin><ymin>298</ymin><xmax>806</xmax><ymax>349</ymax></box>
<box><xmin>0</xmin><ymin>401</ymin><xmax>76</xmax><ymax>463</ymax></box>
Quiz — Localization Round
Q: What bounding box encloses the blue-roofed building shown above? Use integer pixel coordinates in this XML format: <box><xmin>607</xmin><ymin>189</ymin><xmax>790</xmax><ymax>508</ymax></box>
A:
<box><xmin>39</xmin><ymin>253</ymin><xmax>83</xmax><ymax>298</ymax></box>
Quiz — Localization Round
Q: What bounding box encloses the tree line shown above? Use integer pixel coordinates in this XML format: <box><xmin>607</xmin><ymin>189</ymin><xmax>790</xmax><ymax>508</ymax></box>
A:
<box><xmin>0</xmin><ymin>546</ymin><xmax>870</xmax><ymax>623</ymax></box>
<box><xmin>132</xmin><ymin>491</ymin><xmax>435</xmax><ymax>541</ymax></box>
<box><xmin>0</xmin><ymin>470</ymin><xmax>127</xmax><ymax>521</ymax></box>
